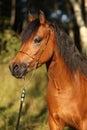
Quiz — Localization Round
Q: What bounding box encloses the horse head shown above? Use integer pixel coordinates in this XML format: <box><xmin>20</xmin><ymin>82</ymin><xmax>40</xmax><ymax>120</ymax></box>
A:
<box><xmin>9</xmin><ymin>11</ymin><xmax>55</xmax><ymax>78</ymax></box>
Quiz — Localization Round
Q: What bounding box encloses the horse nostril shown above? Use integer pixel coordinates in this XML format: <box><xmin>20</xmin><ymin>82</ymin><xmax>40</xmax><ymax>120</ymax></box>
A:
<box><xmin>13</xmin><ymin>63</ymin><xmax>20</xmax><ymax>72</ymax></box>
<box><xmin>9</xmin><ymin>62</ymin><xmax>28</xmax><ymax>78</ymax></box>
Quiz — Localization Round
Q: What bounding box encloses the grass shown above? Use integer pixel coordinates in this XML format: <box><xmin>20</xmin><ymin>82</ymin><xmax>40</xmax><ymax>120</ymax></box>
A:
<box><xmin>0</xmin><ymin>63</ymin><xmax>49</xmax><ymax>130</ymax></box>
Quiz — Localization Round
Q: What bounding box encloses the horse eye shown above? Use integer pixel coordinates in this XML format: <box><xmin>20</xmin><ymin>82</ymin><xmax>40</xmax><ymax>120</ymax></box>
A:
<box><xmin>34</xmin><ymin>37</ymin><xmax>42</xmax><ymax>44</ymax></box>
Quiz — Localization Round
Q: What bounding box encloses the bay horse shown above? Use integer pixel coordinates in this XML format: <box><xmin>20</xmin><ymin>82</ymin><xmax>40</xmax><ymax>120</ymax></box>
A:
<box><xmin>9</xmin><ymin>11</ymin><xmax>87</xmax><ymax>130</ymax></box>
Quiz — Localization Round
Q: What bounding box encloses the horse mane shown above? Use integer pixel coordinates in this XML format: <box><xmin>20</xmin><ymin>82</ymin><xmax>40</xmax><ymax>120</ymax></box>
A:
<box><xmin>21</xmin><ymin>19</ymin><xmax>40</xmax><ymax>43</ymax></box>
<box><xmin>53</xmin><ymin>22</ymin><xmax>87</xmax><ymax>76</ymax></box>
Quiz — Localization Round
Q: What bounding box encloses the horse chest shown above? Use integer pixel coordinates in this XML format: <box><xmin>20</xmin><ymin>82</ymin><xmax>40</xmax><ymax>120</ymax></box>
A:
<box><xmin>47</xmin><ymin>86</ymin><xmax>70</xmax><ymax>110</ymax></box>
<box><xmin>46</xmin><ymin>82</ymin><xmax>72</xmax><ymax>113</ymax></box>
<box><xmin>46</xmin><ymin>81</ymin><xmax>82</xmax><ymax>126</ymax></box>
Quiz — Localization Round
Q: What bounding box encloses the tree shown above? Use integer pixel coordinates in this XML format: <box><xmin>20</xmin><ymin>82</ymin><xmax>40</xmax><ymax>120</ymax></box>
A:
<box><xmin>10</xmin><ymin>0</ymin><xmax>16</xmax><ymax>27</ymax></box>
<box><xmin>70</xmin><ymin>0</ymin><xmax>87</xmax><ymax>55</ymax></box>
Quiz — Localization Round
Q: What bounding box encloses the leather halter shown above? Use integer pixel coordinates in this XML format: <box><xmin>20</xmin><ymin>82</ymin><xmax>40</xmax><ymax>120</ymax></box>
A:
<box><xmin>18</xmin><ymin>31</ymin><xmax>50</xmax><ymax>68</ymax></box>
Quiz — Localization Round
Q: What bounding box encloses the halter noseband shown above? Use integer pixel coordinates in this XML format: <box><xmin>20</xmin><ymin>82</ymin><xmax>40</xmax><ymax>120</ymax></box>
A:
<box><xmin>19</xmin><ymin>50</ymin><xmax>35</xmax><ymax>60</ymax></box>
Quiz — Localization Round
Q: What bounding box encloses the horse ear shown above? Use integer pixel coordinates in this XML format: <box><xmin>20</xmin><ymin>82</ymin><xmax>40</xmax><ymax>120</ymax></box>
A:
<box><xmin>28</xmin><ymin>12</ymin><xmax>35</xmax><ymax>22</ymax></box>
<box><xmin>39</xmin><ymin>10</ymin><xmax>46</xmax><ymax>25</ymax></box>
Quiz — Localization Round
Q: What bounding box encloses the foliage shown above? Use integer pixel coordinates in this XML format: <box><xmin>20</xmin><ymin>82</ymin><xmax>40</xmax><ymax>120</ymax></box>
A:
<box><xmin>0</xmin><ymin>29</ymin><xmax>21</xmax><ymax>64</ymax></box>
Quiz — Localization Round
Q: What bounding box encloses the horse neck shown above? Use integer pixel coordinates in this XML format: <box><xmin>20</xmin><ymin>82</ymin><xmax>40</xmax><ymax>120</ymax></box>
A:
<box><xmin>46</xmin><ymin>41</ymin><xmax>73</xmax><ymax>89</ymax></box>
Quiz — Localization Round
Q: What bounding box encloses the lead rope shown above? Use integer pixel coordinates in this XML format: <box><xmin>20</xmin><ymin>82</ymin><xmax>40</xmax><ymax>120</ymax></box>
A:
<box><xmin>16</xmin><ymin>61</ymin><xmax>38</xmax><ymax>130</ymax></box>
<box><xmin>16</xmin><ymin>88</ymin><xmax>25</xmax><ymax>130</ymax></box>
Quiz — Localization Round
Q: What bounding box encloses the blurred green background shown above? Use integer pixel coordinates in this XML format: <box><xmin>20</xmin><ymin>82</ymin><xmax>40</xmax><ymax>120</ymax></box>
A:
<box><xmin>0</xmin><ymin>0</ymin><xmax>87</xmax><ymax>130</ymax></box>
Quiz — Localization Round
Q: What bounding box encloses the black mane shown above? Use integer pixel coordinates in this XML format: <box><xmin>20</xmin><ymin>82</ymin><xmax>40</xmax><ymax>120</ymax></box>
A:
<box><xmin>54</xmin><ymin>22</ymin><xmax>87</xmax><ymax>76</ymax></box>
<box><xmin>21</xmin><ymin>19</ymin><xmax>40</xmax><ymax>43</ymax></box>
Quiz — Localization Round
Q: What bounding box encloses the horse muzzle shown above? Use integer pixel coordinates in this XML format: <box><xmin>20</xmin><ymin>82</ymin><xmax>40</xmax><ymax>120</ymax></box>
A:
<box><xmin>9</xmin><ymin>62</ymin><xmax>29</xmax><ymax>78</ymax></box>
